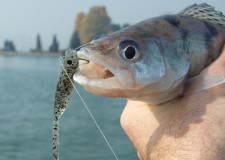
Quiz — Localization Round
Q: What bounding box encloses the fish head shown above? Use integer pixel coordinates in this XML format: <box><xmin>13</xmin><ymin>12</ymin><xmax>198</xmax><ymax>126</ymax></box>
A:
<box><xmin>73</xmin><ymin>26</ymin><xmax>169</xmax><ymax>99</ymax></box>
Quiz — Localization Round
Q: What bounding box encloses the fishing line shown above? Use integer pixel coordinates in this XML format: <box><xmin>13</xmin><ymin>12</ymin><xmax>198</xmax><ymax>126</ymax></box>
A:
<box><xmin>59</xmin><ymin>58</ymin><xmax>119</xmax><ymax>160</ymax></box>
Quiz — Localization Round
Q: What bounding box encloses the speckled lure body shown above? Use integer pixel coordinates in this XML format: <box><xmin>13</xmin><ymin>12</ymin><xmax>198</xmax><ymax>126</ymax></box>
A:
<box><xmin>53</xmin><ymin>49</ymin><xmax>79</xmax><ymax>160</ymax></box>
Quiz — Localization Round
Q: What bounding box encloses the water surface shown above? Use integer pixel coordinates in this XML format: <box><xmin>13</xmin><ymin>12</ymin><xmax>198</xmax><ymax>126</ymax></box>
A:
<box><xmin>0</xmin><ymin>55</ymin><xmax>138</xmax><ymax>160</ymax></box>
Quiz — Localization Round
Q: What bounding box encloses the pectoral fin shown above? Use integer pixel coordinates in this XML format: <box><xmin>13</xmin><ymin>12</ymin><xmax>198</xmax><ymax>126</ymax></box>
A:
<box><xmin>184</xmin><ymin>73</ymin><xmax>225</xmax><ymax>95</ymax></box>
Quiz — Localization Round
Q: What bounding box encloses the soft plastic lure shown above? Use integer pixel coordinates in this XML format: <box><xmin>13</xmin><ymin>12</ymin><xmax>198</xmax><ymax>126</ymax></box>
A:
<box><xmin>52</xmin><ymin>49</ymin><xmax>117</xmax><ymax>160</ymax></box>
<box><xmin>53</xmin><ymin>49</ymin><xmax>79</xmax><ymax>160</ymax></box>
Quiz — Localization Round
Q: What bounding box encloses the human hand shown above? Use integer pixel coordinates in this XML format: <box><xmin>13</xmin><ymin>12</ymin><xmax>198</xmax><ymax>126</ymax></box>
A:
<box><xmin>121</xmin><ymin>45</ymin><xmax>225</xmax><ymax>160</ymax></box>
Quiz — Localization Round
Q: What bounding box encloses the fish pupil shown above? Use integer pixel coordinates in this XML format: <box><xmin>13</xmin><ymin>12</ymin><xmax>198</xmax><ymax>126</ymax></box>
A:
<box><xmin>124</xmin><ymin>46</ymin><xmax>136</xmax><ymax>59</ymax></box>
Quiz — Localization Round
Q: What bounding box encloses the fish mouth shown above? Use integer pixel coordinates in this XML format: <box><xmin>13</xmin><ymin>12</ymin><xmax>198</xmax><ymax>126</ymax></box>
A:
<box><xmin>73</xmin><ymin>49</ymin><xmax>123</xmax><ymax>89</ymax></box>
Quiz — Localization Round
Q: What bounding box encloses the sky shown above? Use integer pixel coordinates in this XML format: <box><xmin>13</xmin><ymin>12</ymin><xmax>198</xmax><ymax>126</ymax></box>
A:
<box><xmin>0</xmin><ymin>0</ymin><xmax>224</xmax><ymax>51</ymax></box>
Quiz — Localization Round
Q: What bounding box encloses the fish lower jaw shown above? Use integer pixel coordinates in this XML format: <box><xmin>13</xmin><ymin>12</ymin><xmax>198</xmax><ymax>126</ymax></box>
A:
<box><xmin>73</xmin><ymin>74</ymin><xmax>121</xmax><ymax>88</ymax></box>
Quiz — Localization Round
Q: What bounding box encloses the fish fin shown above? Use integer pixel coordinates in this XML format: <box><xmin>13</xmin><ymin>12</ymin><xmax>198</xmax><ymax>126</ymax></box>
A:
<box><xmin>184</xmin><ymin>73</ymin><xmax>225</xmax><ymax>95</ymax></box>
<box><xmin>179</xmin><ymin>3</ymin><xmax>225</xmax><ymax>27</ymax></box>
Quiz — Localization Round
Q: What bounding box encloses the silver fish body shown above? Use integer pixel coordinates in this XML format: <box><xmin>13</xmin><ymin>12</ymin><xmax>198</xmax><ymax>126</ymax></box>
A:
<box><xmin>74</xmin><ymin>3</ymin><xmax>225</xmax><ymax>104</ymax></box>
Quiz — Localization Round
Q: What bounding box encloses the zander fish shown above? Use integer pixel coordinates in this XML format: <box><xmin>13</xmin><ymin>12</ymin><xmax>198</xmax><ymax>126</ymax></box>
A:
<box><xmin>73</xmin><ymin>3</ymin><xmax>225</xmax><ymax>104</ymax></box>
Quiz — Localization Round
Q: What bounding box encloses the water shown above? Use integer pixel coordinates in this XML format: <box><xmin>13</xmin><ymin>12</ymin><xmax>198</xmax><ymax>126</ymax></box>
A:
<box><xmin>0</xmin><ymin>55</ymin><xmax>138</xmax><ymax>160</ymax></box>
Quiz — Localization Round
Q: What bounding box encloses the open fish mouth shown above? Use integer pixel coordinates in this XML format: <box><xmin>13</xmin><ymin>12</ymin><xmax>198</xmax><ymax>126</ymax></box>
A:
<box><xmin>73</xmin><ymin>50</ymin><xmax>122</xmax><ymax>89</ymax></box>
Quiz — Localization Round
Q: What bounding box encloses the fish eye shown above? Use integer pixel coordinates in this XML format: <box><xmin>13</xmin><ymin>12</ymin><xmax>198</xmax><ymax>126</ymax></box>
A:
<box><xmin>119</xmin><ymin>40</ymin><xmax>139</xmax><ymax>61</ymax></box>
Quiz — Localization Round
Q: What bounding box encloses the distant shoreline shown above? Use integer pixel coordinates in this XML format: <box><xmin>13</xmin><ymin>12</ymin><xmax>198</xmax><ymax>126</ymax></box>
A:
<box><xmin>0</xmin><ymin>51</ymin><xmax>61</xmax><ymax>57</ymax></box>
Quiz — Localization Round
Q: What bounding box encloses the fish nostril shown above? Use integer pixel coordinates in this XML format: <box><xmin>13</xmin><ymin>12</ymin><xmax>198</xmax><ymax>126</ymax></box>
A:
<box><xmin>91</xmin><ymin>34</ymin><xmax>107</xmax><ymax>42</ymax></box>
<box><xmin>75</xmin><ymin>42</ymin><xmax>91</xmax><ymax>51</ymax></box>
<box><xmin>75</xmin><ymin>47</ymin><xmax>80</xmax><ymax>51</ymax></box>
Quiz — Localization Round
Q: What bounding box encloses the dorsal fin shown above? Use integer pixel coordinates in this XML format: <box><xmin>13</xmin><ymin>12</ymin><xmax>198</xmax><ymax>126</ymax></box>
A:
<box><xmin>178</xmin><ymin>3</ymin><xmax>225</xmax><ymax>27</ymax></box>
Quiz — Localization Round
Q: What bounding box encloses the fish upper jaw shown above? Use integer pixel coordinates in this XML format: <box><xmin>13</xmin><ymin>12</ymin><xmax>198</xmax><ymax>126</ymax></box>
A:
<box><xmin>73</xmin><ymin>48</ymin><xmax>135</xmax><ymax>89</ymax></box>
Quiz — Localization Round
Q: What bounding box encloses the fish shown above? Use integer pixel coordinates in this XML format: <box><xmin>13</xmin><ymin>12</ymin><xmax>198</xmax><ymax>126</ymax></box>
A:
<box><xmin>73</xmin><ymin>3</ymin><xmax>225</xmax><ymax>105</ymax></box>
<box><xmin>53</xmin><ymin>49</ymin><xmax>79</xmax><ymax>160</ymax></box>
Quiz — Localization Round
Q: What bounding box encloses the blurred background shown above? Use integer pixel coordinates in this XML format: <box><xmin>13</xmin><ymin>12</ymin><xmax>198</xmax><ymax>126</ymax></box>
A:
<box><xmin>0</xmin><ymin>0</ymin><xmax>224</xmax><ymax>160</ymax></box>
